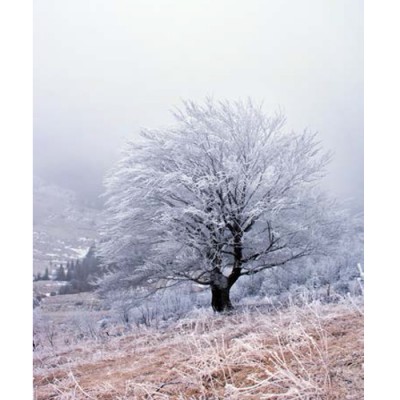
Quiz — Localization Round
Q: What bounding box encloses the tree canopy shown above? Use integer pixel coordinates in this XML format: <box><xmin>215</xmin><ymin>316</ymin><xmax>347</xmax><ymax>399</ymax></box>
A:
<box><xmin>99</xmin><ymin>99</ymin><xmax>342</xmax><ymax>311</ymax></box>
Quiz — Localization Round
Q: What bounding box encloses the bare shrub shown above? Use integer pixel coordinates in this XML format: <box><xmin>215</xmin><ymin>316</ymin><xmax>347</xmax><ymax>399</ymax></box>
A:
<box><xmin>70</xmin><ymin>311</ymin><xmax>104</xmax><ymax>341</ymax></box>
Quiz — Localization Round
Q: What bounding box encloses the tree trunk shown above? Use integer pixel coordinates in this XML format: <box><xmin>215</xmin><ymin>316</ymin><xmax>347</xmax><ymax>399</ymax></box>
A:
<box><xmin>211</xmin><ymin>284</ymin><xmax>233</xmax><ymax>312</ymax></box>
<box><xmin>209</xmin><ymin>267</ymin><xmax>236</xmax><ymax>312</ymax></box>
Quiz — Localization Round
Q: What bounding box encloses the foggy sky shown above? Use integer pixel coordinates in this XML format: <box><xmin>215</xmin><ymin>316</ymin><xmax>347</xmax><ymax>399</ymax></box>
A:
<box><xmin>34</xmin><ymin>0</ymin><xmax>363</xmax><ymax>208</ymax></box>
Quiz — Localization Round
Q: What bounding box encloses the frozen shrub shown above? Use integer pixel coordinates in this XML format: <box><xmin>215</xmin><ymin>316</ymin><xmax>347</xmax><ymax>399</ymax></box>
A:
<box><xmin>348</xmin><ymin>279</ymin><xmax>364</xmax><ymax>296</ymax></box>
<box><xmin>333</xmin><ymin>280</ymin><xmax>350</xmax><ymax>294</ymax></box>
<box><xmin>71</xmin><ymin>311</ymin><xmax>103</xmax><ymax>340</ymax></box>
<box><xmin>231</xmin><ymin>273</ymin><xmax>265</xmax><ymax>301</ymax></box>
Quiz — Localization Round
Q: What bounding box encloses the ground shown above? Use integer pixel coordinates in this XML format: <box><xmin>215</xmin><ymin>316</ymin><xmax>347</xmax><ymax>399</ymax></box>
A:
<box><xmin>33</xmin><ymin>294</ymin><xmax>363</xmax><ymax>399</ymax></box>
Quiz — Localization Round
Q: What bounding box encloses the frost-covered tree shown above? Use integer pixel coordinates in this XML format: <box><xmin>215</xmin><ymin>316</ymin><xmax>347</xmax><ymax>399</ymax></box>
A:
<box><xmin>99</xmin><ymin>99</ymin><xmax>343</xmax><ymax>312</ymax></box>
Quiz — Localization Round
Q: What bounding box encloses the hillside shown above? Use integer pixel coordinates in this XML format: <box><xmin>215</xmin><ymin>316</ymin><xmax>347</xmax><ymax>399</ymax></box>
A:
<box><xmin>33</xmin><ymin>296</ymin><xmax>363</xmax><ymax>399</ymax></box>
<box><xmin>33</xmin><ymin>176</ymin><xmax>101</xmax><ymax>274</ymax></box>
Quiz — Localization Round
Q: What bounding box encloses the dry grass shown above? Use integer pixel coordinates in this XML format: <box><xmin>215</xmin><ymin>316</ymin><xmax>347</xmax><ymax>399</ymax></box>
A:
<box><xmin>33</xmin><ymin>300</ymin><xmax>363</xmax><ymax>399</ymax></box>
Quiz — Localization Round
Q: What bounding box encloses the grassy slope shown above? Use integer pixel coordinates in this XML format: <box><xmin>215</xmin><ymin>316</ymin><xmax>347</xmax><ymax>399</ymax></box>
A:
<box><xmin>33</xmin><ymin>299</ymin><xmax>363</xmax><ymax>399</ymax></box>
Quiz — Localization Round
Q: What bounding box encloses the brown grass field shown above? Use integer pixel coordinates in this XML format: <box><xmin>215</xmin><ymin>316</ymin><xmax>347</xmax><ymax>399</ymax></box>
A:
<box><xmin>33</xmin><ymin>296</ymin><xmax>363</xmax><ymax>399</ymax></box>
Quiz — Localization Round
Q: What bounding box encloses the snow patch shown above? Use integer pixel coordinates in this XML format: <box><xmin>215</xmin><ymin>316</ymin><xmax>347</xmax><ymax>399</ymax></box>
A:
<box><xmin>65</xmin><ymin>246</ymin><xmax>89</xmax><ymax>258</ymax></box>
